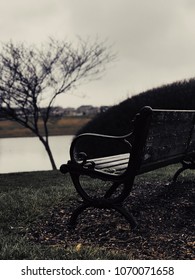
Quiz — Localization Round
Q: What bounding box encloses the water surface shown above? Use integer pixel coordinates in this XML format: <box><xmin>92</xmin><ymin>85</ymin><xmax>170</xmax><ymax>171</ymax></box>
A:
<box><xmin>0</xmin><ymin>135</ymin><xmax>73</xmax><ymax>173</ymax></box>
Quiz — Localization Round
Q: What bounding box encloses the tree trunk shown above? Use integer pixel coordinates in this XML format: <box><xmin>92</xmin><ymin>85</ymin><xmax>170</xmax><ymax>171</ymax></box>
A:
<box><xmin>45</xmin><ymin>141</ymin><xmax>57</xmax><ymax>170</ymax></box>
<box><xmin>39</xmin><ymin>136</ymin><xmax>57</xmax><ymax>170</ymax></box>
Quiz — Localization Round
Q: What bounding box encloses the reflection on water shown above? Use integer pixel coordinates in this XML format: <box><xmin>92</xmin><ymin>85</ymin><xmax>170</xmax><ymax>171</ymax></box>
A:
<box><xmin>0</xmin><ymin>135</ymin><xmax>73</xmax><ymax>173</ymax></box>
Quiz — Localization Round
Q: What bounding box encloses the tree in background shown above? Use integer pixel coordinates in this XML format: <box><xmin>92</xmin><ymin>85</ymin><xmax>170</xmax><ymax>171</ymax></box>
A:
<box><xmin>0</xmin><ymin>38</ymin><xmax>115</xmax><ymax>170</ymax></box>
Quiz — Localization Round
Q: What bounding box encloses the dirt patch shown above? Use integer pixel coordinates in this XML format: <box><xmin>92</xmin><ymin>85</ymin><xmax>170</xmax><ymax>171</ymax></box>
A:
<box><xmin>28</xmin><ymin>178</ymin><xmax>195</xmax><ymax>259</ymax></box>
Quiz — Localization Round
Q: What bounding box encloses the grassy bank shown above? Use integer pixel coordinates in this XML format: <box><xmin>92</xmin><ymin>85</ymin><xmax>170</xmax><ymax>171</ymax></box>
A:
<box><xmin>0</xmin><ymin>167</ymin><xmax>194</xmax><ymax>260</ymax></box>
<box><xmin>0</xmin><ymin>170</ymin><xmax>131</xmax><ymax>259</ymax></box>
<box><xmin>0</xmin><ymin>116</ymin><xmax>92</xmax><ymax>138</ymax></box>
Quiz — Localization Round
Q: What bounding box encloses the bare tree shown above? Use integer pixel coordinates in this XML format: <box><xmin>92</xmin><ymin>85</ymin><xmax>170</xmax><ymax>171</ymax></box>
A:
<box><xmin>0</xmin><ymin>38</ymin><xmax>115</xmax><ymax>170</ymax></box>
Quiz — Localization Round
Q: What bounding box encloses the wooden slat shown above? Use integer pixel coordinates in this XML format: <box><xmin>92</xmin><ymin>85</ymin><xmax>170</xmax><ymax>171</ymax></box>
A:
<box><xmin>89</xmin><ymin>153</ymin><xmax>129</xmax><ymax>164</ymax></box>
<box><xmin>96</xmin><ymin>164</ymin><xmax>128</xmax><ymax>174</ymax></box>
<box><xmin>95</xmin><ymin>161</ymin><xmax>128</xmax><ymax>170</ymax></box>
<box><xmin>83</xmin><ymin>153</ymin><xmax>130</xmax><ymax>173</ymax></box>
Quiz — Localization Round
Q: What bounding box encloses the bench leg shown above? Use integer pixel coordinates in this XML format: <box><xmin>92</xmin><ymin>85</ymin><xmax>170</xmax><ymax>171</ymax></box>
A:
<box><xmin>68</xmin><ymin>174</ymin><xmax>137</xmax><ymax>229</ymax></box>
<box><xmin>68</xmin><ymin>202</ymin><xmax>137</xmax><ymax>230</ymax></box>
<box><xmin>173</xmin><ymin>166</ymin><xmax>187</xmax><ymax>182</ymax></box>
<box><xmin>173</xmin><ymin>157</ymin><xmax>195</xmax><ymax>182</ymax></box>
<box><xmin>112</xmin><ymin>205</ymin><xmax>137</xmax><ymax>229</ymax></box>
<box><xmin>69</xmin><ymin>202</ymin><xmax>90</xmax><ymax>228</ymax></box>
<box><xmin>104</xmin><ymin>182</ymin><xmax>120</xmax><ymax>198</ymax></box>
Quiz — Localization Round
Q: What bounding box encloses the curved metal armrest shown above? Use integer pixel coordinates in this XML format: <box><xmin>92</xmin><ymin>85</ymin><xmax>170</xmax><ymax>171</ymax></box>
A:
<box><xmin>68</xmin><ymin>107</ymin><xmax>153</xmax><ymax>165</ymax></box>
<box><xmin>69</xmin><ymin>132</ymin><xmax>133</xmax><ymax>163</ymax></box>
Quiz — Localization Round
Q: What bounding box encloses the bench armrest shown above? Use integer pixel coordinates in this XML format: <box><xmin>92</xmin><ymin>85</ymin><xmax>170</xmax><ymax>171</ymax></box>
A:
<box><xmin>69</xmin><ymin>132</ymin><xmax>133</xmax><ymax>164</ymax></box>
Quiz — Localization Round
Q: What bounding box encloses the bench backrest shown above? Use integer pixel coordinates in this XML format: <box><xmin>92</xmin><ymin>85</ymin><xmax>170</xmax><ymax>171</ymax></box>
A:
<box><xmin>136</xmin><ymin>108</ymin><xmax>195</xmax><ymax>174</ymax></box>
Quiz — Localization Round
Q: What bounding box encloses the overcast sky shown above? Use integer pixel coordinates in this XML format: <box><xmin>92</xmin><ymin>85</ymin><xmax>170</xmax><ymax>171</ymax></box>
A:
<box><xmin>1</xmin><ymin>0</ymin><xmax>195</xmax><ymax>107</ymax></box>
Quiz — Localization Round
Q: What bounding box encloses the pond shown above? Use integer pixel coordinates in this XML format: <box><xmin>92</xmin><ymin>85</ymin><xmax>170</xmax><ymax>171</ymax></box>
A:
<box><xmin>0</xmin><ymin>135</ymin><xmax>74</xmax><ymax>173</ymax></box>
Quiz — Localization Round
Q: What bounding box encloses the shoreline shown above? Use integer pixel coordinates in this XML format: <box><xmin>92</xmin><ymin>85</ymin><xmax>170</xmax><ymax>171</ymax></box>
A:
<box><xmin>0</xmin><ymin>116</ymin><xmax>92</xmax><ymax>138</ymax></box>
<box><xmin>0</xmin><ymin>132</ymin><xmax>75</xmax><ymax>139</ymax></box>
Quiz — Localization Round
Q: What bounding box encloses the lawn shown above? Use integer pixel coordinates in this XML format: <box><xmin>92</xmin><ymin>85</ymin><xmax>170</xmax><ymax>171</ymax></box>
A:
<box><xmin>0</xmin><ymin>166</ymin><xmax>194</xmax><ymax>260</ymax></box>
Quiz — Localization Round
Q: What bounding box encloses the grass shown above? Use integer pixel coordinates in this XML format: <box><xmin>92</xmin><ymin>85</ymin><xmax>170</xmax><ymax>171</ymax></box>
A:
<box><xmin>0</xmin><ymin>166</ymin><xmax>194</xmax><ymax>259</ymax></box>
<box><xmin>0</xmin><ymin>170</ymin><xmax>132</xmax><ymax>259</ymax></box>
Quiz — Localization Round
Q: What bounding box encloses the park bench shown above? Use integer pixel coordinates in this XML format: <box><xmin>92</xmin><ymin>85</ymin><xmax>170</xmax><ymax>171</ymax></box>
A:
<box><xmin>60</xmin><ymin>106</ymin><xmax>195</xmax><ymax>229</ymax></box>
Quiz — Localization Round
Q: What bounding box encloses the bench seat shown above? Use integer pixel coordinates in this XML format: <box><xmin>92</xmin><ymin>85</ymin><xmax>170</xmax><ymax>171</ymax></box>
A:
<box><xmin>84</xmin><ymin>153</ymin><xmax>130</xmax><ymax>174</ymax></box>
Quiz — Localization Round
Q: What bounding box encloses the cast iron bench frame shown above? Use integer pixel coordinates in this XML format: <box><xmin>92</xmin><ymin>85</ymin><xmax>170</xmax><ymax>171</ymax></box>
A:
<box><xmin>60</xmin><ymin>106</ymin><xmax>195</xmax><ymax>228</ymax></box>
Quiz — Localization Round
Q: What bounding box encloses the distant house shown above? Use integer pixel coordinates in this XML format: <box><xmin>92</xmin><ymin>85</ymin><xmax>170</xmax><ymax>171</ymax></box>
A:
<box><xmin>63</xmin><ymin>107</ymin><xmax>76</xmax><ymax>116</ymax></box>
<box><xmin>76</xmin><ymin>105</ymin><xmax>99</xmax><ymax>116</ymax></box>
<box><xmin>50</xmin><ymin>106</ymin><xmax>65</xmax><ymax>117</ymax></box>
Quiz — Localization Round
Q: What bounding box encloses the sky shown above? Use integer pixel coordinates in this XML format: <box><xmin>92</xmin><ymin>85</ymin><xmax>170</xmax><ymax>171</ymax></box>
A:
<box><xmin>1</xmin><ymin>0</ymin><xmax>195</xmax><ymax>108</ymax></box>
